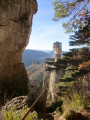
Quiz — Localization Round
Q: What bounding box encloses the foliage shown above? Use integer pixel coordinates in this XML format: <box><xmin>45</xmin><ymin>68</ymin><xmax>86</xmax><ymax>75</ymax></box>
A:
<box><xmin>57</xmin><ymin>17</ymin><xmax>90</xmax><ymax>94</ymax></box>
<box><xmin>78</xmin><ymin>61</ymin><xmax>90</xmax><ymax>71</ymax></box>
<box><xmin>26</xmin><ymin>63</ymin><xmax>44</xmax><ymax>83</ymax></box>
<box><xmin>69</xmin><ymin>16</ymin><xmax>90</xmax><ymax>46</ymax></box>
<box><xmin>27</xmin><ymin>80</ymin><xmax>43</xmax><ymax>112</ymax></box>
<box><xmin>53</xmin><ymin>0</ymin><xmax>89</xmax><ymax>32</ymax></box>
<box><xmin>48</xmin><ymin>16</ymin><xmax>90</xmax><ymax>119</ymax></box>
<box><xmin>62</xmin><ymin>91</ymin><xmax>90</xmax><ymax>118</ymax></box>
<box><xmin>0</xmin><ymin>107</ymin><xmax>38</xmax><ymax>120</ymax></box>
<box><xmin>52</xmin><ymin>1</ymin><xmax>90</xmax><ymax>119</ymax></box>
<box><xmin>46</xmin><ymin>100</ymin><xmax>63</xmax><ymax>113</ymax></box>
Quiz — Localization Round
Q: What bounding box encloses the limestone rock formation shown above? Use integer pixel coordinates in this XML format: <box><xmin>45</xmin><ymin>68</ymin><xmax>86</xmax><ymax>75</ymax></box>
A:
<box><xmin>43</xmin><ymin>42</ymin><xmax>63</xmax><ymax>102</ymax></box>
<box><xmin>2</xmin><ymin>96</ymin><xmax>28</xmax><ymax>113</ymax></box>
<box><xmin>53</xmin><ymin>42</ymin><xmax>62</xmax><ymax>62</ymax></box>
<box><xmin>48</xmin><ymin>69</ymin><xmax>62</xmax><ymax>102</ymax></box>
<box><xmin>0</xmin><ymin>0</ymin><xmax>37</xmax><ymax>103</ymax></box>
<box><xmin>0</xmin><ymin>96</ymin><xmax>38</xmax><ymax>119</ymax></box>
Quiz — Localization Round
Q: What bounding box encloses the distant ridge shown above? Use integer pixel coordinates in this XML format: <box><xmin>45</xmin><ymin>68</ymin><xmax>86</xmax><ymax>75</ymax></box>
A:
<box><xmin>22</xmin><ymin>49</ymin><xmax>66</xmax><ymax>67</ymax></box>
<box><xmin>22</xmin><ymin>49</ymin><xmax>52</xmax><ymax>67</ymax></box>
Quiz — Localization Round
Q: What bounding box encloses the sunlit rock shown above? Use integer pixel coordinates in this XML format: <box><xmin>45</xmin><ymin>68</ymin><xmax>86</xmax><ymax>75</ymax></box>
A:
<box><xmin>0</xmin><ymin>0</ymin><xmax>37</xmax><ymax>103</ymax></box>
<box><xmin>53</xmin><ymin>42</ymin><xmax>62</xmax><ymax>62</ymax></box>
<box><xmin>43</xmin><ymin>42</ymin><xmax>63</xmax><ymax>102</ymax></box>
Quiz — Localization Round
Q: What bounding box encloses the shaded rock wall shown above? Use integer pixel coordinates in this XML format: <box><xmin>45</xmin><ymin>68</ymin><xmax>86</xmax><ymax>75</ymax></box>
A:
<box><xmin>0</xmin><ymin>0</ymin><xmax>37</xmax><ymax>103</ymax></box>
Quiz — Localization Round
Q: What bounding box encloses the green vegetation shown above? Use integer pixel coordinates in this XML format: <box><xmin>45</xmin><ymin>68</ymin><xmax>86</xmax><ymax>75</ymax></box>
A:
<box><xmin>27</xmin><ymin>80</ymin><xmax>43</xmax><ymax>112</ymax></box>
<box><xmin>0</xmin><ymin>107</ymin><xmax>38</xmax><ymax>120</ymax></box>
<box><xmin>62</xmin><ymin>91</ymin><xmax>90</xmax><ymax>117</ymax></box>
<box><xmin>47</xmin><ymin>100</ymin><xmax>63</xmax><ymax>114</ymax></box>
<box><xmin>26</xmin><ymin>63</ymin><xmax>44</xmax><ymax>83</ymax></box>
<box><xmin>54</xmin><ymin>17</ymin><xmax>90</xmax><ymax>118</ymax></box>
<box><xmin>43</xmin><ymin>16</ymin><xmax>90</xmax><ymax>119</ymax></box>
<box><xmin>0</xmin><ymin>1</ymin><xmax>89</xmax><ymax>120</ymax></box>
<box><xmin>42</xmin><ymin>1</ymin><xmax>90</xmax><ymax>119</ymax></box>
<box><xmin>53</xmin><ymin>0</ymin><xmax>89</xmax><ymax>32</ymax></box>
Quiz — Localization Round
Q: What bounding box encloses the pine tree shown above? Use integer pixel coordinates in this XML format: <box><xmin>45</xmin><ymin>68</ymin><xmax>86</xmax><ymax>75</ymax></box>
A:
<box><xmin>52</xmin><ymin>16</ymin><xmax>89</xmax><ymax>97</ymax></box>
<box><xmin>53</xmin><ymin>0</ymin><xmax>89</xmax><ymax>32</ymax></box>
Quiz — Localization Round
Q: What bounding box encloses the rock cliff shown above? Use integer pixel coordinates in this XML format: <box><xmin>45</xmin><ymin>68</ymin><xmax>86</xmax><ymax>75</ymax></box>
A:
<box><xmin>0</xmin><ymin>0</ymin><xmax>37</xmax><ymax>103</ymax></box>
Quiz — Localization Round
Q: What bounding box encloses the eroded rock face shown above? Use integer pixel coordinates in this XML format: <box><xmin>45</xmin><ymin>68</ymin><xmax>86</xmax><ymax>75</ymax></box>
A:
<box><xmin>2</xmin><ymin>96</ymin><xmax>28</xmax><ymax>112</ymax></box>
<box><xmin>1</xmin><ymin>96</ymin><xmax>38</xmax><ymax>119</ymax></box>
<box><xmin>48</xmin><ymin>69</ymin><xmax>62</xmax><ymax>102</ymax></box>
<box><xmin>53</xmin><ymin>42</ymin><xmax>62</xmax><ymax>62</ymax></box>
<box><xmin>0</xmin><ymin>0</ymin><xmax>37</xmax><ymax>103</ymax></box>
<box><xmin>43</xmin><ymin>42</ymin><xmax>63</xmax><ymax>102</ymax></box>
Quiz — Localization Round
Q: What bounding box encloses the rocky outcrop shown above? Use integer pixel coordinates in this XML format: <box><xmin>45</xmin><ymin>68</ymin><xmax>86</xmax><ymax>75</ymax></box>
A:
<box><xmin>43</xmin><ymin>42</ymin><xmax>63</xmax><ymax>102</ymax></box>
<box><xmin>1</xmin><ymin>96</ymin><xmax>28</xmax><ymax>113</ymax></box>
<box><xmin>53</xmin><ymin>42</ymin><xmax>62</xmax><ymax>62</ymax></box>
<box><xmin>0</xmin><ymin>0</ymin><xmax>37</xmax><ymax>103</ymax></box>
<box><xmin>44</xmin><ymin>63</ymin><xmax>63</xmax><ymax>102</ymax></box>
<box><xmin>48</xmin><ymin>69</ymin><xmax>63</xmax><ymax>102</ymax></box>
<box><xmin>0</xmin><ymin>96</ymin><xmax>38</xmax><ymax>119</ymax></box>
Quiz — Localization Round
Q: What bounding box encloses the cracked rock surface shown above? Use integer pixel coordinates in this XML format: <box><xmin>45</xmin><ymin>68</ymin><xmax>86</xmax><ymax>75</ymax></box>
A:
<box><xmin>0</xmin><ymin>0</ymin><xmax>37</xmax><ymax>103</ymax></box>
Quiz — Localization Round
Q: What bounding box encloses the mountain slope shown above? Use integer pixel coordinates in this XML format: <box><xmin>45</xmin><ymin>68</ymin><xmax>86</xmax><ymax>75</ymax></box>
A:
<box><xmin>22</xmin><ymin>49</ymin><xmax>66</xmax><ymax>67</ymax></box>
<box><xmin>26</xmin><ymin>63</ymin><xmax>44</xmax><ymax>83</ymax></box>
<box><xmin>22</xmin><ymin>49</ymin><xmax>52</xmax><ymax>67</ymax></box>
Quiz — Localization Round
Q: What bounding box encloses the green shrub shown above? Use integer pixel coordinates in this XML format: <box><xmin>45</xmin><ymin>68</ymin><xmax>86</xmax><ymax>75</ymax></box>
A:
<box><xmin>27</xmin><ymin>80</ymin><xmax>43</xmax><ymax>112</ymax></box>
<box><xmin>46</xmin><ymin>100</ymin><xmax>63</xmax><ymax>113</ymax></box>
<box><xmin>62</xmin><ymin>91</ymin><xmax>90</xmax><ymax>118</ymax></box>
<box><xmin>0</xmin><ymin>107</ymin><xmax>38</xmax><ymax>120</ymax></box>
<box><xmin>69</xmin><ymin>92</ymin><xmax>85</xmax><ymax>110</ymax></box>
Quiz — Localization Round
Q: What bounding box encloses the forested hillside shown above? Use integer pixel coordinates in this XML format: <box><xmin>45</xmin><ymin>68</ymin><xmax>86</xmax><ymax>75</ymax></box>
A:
<box><xmin>26</xmin><ymin>63</ymin><xmax>44</xmax><ymax>83</ymax></box>
<box><xmin>22</xmin><ymin>49</ymin><xmax>66</xmax><ymax>67</ymax></box>
<box><xmin>22</xmin><ymin>49</ymin><xmax>52</xmax><ymax>67</ymax></box>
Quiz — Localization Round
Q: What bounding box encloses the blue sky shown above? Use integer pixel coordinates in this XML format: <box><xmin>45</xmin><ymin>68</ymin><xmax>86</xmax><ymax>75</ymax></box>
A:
<box><xmin>26</xmin><ymin>0</ymin><xmax>72</xmax><ymax>51</ymax></box>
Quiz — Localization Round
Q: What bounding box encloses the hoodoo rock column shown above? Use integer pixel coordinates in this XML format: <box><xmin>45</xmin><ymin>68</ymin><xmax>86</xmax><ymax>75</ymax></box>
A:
<box><xmin>53</xmin><ymin>42</ymin><xmax>62</xmax><ymax>62</ymax></box>
<box><xmin>44</xmin><ymin>42</ymin><xmax>63</xmax><ymax>102</ymax></box>
<box><xmin>48</xmin><ymin>42</ymin><xmax>62</xmax><ymax>101</ymax></box>
<box><xmin>0</xmin><ymin>0</ymin><xmax>37</xmax><ymax>102</ymax></box>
